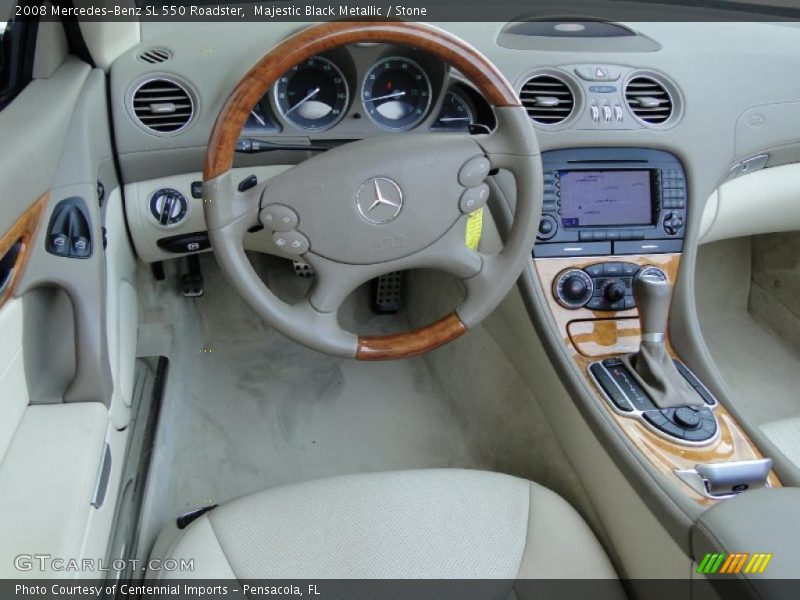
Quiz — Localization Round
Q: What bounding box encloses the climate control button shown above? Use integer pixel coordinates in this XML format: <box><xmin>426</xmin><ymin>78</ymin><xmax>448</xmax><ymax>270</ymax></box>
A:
<box><xmin>604</xmin><ymin>281</ymin><xmax>626</xmax><ymax>303</ymax></box>
<box><xmin>554</xmin><ymin>268</ymin><xmax>594</xmax><ymax>309</ymax></box>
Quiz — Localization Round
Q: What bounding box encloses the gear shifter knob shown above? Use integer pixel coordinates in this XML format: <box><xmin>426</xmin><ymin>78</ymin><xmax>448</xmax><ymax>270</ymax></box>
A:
<box><xmin>633</xmin><ymin>266</ymin><xmax>671</xmax><ymax>343</ymax></box>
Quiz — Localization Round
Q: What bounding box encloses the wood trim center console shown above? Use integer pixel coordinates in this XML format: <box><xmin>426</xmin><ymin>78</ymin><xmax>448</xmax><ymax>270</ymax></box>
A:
<box><xmin>535</xmin><ymin>253</ymin><xmax>781</xmax><ymax>505</ymax></box>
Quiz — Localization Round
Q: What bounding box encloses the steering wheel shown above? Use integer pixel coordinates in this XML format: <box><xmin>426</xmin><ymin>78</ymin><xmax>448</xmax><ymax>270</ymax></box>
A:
<box><xmin>203</xmin><ymin>21</ymin><xmax>542</xmax><ymax>360</ymax></box>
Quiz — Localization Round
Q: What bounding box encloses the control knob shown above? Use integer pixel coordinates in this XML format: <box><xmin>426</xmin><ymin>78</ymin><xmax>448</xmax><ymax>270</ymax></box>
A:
<box><xmin>674</xmin><ymin>407</ymin><xmax>702</xmax><ymax>430</ymax></box>
<box><xmin>604</xmin><ymin>281</ymin><xmax>626</xmax><ymax>303</ymax></box>
<box><xmin>663</xmin><ymin>211</ymin><xmax>684</xmax><ymax>236</ymax></box>
<box><xmin>537</xmin><ymin>215</ymin><xmax>557</xmax><ymax>241</ymax></box>
<box><xmin>150</xmin><ymin>188</ymin><xmax>188</xmax><ymax>226</ymax></box>
<box><xmin>554</xmin><ymin>269</ymin><xmax>594</xmax><ymax>309</ymax></box>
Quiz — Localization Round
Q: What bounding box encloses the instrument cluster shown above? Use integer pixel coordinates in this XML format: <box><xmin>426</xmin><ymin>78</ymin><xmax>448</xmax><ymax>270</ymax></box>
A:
<box><xmin>243</xmin><ymin>46</ymin><xmax>494</xmax><ymax>136</ymax></box>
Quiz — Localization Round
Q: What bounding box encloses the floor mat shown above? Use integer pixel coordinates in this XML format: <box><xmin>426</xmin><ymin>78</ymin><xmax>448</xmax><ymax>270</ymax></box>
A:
<box><xmin>135</xmin><ymin>255</ymin><xmax>582</xmax><ymax>559</ymax></box>
<box><xmin>696</xmin><ymin>238</ymin><xmax>800</xmax><ymax>427</ymax></box>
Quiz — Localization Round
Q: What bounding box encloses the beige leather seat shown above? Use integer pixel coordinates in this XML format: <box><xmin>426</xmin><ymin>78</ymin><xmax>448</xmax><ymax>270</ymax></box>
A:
<box><xmin>150</xmin><ymin>469</ymin><xmax>622</xmax><ymax>584</ymax></box>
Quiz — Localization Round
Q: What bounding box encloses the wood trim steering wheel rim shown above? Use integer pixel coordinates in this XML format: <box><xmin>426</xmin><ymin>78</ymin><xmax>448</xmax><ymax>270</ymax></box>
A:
<box><xmin>204</xmin><ymin>21</ymin><xmax>524</xmax><ymax>360</ymax></box>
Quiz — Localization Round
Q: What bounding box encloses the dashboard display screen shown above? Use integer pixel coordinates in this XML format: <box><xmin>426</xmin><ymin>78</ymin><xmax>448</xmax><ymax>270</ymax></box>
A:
<box><xmin>559</xmin><ymin>170</ymin><xmax>654</xmax><ymax>228</ymax></box>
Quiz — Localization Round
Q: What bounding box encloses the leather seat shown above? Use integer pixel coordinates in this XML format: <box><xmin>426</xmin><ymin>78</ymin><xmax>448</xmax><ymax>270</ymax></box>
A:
<box><xmin>150</xmin><ymin>469</ymin><xmax>622</xmax><ymax>583</ymax></box>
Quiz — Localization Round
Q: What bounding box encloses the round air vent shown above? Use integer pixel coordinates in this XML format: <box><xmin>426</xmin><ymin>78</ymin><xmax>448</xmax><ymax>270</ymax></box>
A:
<box><xmin>625</xmin><ymin>75</ymin><xmax>674</xmax><ymax>125</ymax></box>
<box><xmin>137</xmin><ymin>48</ymin><xmax>172</xmax><ymax>64</ymax></box>
<box><xmin>131</xmin><ymin>78</ymin><xmax>194</xmax><ymax>134</ymax></box>
<box><xmin>519</xmin><ymin>74</ymin><xmax>576</xmax><ymax>126</ymax></box>
<box><xmin>149</xmin><ymin>188</ymin><xmax>187</xmax><ymax>226</ymax></box>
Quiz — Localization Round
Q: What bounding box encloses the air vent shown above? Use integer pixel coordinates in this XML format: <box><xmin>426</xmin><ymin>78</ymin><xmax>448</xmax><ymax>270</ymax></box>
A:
<box><xmin>137</xmin><ymin>48</ymin><xmax>172</xmax><ymax>64</ymax></box>
<box><xmin>132</xmin><ymin>78</ymin><xmax>193</xmax><ymax>134</ymax></box>
<box><xmin>625</xmin><ymin>76</ymin><xmax>673</xmax><ymax>125</ymax></box>
<box><xmin>519</xmin><ymin>74</ymin><xmax>575</xmax><ymax>125</ymax></box>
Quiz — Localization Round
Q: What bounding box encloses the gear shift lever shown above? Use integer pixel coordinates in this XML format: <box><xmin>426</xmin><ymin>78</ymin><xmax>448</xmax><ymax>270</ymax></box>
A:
<box><xmin>634</xmin><ymin>266</ymin><xmax>671</xmax><ymax>344</ymax></box>
<box><xmin>621</xmin><ymin>265</ymin><xmax>701</xmax><ymax>408</ymax></box>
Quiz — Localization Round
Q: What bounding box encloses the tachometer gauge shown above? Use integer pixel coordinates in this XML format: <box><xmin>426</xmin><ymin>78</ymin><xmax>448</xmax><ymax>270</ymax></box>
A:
<box><xmin>433</xmin><ymin>91</ymin><xmax>474</xmax><ymax>131</ymax></box>
<box><xmin>274</xmin><ymin>56</ymin><xmax>349</xmax><ymax>131</ymax></box>
<box><xmin>362</xmin><ymin>57</ymin><xmax>432</xmax><ymax>131</ymax></box>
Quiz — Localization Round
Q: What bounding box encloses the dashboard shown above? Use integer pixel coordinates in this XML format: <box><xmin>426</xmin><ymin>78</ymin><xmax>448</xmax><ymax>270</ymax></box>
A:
<box><xmin>111</xmin><ymin>21</ymin><xmax>800</xmax><ymax>265</ymax></box>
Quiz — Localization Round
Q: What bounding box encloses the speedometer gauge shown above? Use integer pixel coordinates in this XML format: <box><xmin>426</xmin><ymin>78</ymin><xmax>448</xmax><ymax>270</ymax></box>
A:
<box><xmin>362</xmin><ymin>57</ymin><xmax>432</xmax><ymax>131</ymax></box>
<box><xmin>274</xmin><ymin>56</ymin><xmax>349</xmax><ymax>131</ymax></box>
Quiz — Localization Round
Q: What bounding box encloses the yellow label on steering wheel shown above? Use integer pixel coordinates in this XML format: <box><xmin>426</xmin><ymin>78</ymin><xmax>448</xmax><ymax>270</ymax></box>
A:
<box><xmin>465</xmin><ymin>208</ymin><xmax>484</xmax><ymax>250</ymax></box>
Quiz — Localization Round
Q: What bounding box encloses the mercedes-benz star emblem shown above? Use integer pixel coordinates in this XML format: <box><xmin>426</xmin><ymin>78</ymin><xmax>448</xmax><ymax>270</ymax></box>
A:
<box><xmin>356</xmin><ymin>177</ymin><xmax>403</xmax><ymax>224</ymax></box>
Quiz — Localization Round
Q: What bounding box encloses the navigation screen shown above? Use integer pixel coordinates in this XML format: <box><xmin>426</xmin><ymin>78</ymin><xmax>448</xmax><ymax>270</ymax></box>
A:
<box><xmin>559</xmin><ymin>170</ymin><xmax>654</xmax><ymax>228</ymax></box>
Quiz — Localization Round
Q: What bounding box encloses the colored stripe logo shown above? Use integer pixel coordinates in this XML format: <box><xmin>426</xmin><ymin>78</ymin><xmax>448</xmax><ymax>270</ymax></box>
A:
<box><xmin>697</xmin><ymin>552</ymin><xmax>773</xmax><ymax>574</ymax></box>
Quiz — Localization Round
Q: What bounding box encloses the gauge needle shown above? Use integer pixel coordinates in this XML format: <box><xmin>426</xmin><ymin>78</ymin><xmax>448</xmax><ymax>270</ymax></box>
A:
<box><xmin>285</xmin><ymin>87</ymin><xmax>321</xmax><ymax>115</ymax></box>
<box><xmin>365</xmin><ymin>91</ymin><xmax>406</xmax><ymax>103</ymax></box>
<box><xmin>250</xmin><ymin>110</ymin><xmax>266</xmax><ymax>126</ymax></box>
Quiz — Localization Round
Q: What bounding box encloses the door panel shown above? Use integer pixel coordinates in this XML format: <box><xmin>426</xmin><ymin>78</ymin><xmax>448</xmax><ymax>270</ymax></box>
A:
<box><xmin>0</xmin><ymin>19</ymin><xmax>139</xmax><ymax>578</ymax></box>
<box><xmin>0</xmin><ymin>299</ymin><xmax>29</xmax><ymax>463</ymax></box>
<box><xmin>0</xmin><ymin>57</ymin><xmax>90</xmax><ymax>233</ymax></box>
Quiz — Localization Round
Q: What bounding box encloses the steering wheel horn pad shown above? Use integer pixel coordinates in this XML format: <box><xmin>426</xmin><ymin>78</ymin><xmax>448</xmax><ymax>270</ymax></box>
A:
<box><xmin>261</xmin><ymin>134</ymin><xmax>483</xmax><ymax>265</ymax></box>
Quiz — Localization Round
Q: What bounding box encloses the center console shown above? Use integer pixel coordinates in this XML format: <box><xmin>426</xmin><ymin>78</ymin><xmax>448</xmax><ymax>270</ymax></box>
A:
<box><xmin>533</xmin><ymin>147</ymin><xmax>779</xmax><ymax>504</ymax></box>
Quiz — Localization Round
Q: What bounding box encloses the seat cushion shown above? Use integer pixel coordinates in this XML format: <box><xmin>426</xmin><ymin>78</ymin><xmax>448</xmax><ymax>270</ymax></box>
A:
<box><xmin>150</xmin><ymin>469</ymin><xmax>620</xmax><ymax>581</ymax></box>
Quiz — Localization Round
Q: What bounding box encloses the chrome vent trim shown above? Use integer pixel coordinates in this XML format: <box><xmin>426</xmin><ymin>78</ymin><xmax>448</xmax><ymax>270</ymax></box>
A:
<box><xmin>519</xmin><ymin>74</ymin><xmax>576</xmax><ymax>125</ymax></box>
<box><xmin>131</xmin><ymin>78</ymin><xmax>194</xmax><ymax>134</ymax></box>
<box><xmin>625</xmin><ymin>75</ymin><xmax>674</xmax><ymax>125</ymax></box>
<box><xmin>137</xmin><ymin>48</ymin><xmax>172</xmax><ymax>64</ymax></box>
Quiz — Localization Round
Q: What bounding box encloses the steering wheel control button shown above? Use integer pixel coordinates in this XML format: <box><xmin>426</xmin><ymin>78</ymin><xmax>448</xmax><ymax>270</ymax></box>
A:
<box><xmin>458</xmin><ymin>156</ymin><xmax>491</xmax><ymax>188</ymax></box>
<box><xmin>554</xmin><ymin>268</ymin><xmax>594</xmax><ymax>309</ymax></box>
<box><xmin>272</xmin><ymin>231</ymin><xmax>309</xmax><ymax>255</ymax></box>
<box><xmin>261</xmin><ymin>204</ymin><xmax>299</xmax><ymax>232</ymax></box>
<box><xmin>355</xmin><ymin>177</ymin><xmax>404</xmax><ymax>224</ymax></box>
<box><xmin>459</xmin><ymin>183</ymin><xmax>490</xmax><ymax>213</ymax></box>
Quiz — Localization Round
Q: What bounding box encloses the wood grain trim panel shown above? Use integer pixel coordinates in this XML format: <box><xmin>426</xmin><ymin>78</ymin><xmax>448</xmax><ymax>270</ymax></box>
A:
<box><xmin>356</xmin><ymin>312</ymin><xmax>466</xmax><ymax>360</ymax></box>
<box><xmin>535</xmin><ymin>253</ymin><xmax>781</xmax><ymax>505</ymax></box>
<box><xmin>204</xmin><ymin>21</ymin><xmax>521</xmax><ymax>180</ymax></box>
<box><xmin>568</xmin><ymin>318</ymin><xmax>642</xmax><ymax>357</ymax></box>
<box><xmin>0</xmin><ymin>193</ymin><xmax>48</xmax><ymax>311</ymax></box>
